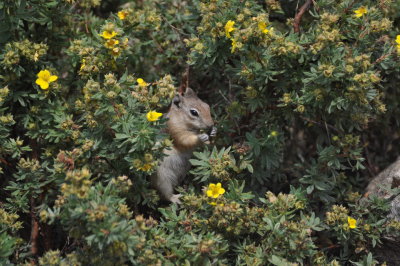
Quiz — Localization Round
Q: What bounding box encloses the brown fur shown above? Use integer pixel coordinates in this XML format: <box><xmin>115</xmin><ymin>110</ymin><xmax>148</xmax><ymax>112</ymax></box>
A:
<box><xmin>151</xmin><ymin>88</ymin><xmax>214</xmax><ymax>203</ymax></box>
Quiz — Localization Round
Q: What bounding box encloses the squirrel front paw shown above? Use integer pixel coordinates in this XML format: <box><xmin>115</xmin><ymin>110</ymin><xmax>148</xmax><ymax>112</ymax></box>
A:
<box><xmin>198</xmin><ymin>133</ymin><xmax>210</xmax><ymax>143</ymax></box>
<box><xmin>209</xmin><ymin>126</ymin><xmax>217</xmax><ymax>138</ymax></box>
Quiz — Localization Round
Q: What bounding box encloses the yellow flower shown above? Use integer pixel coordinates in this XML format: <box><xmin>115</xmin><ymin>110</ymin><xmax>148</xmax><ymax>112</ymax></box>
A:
<box><xmin>80</xmin><ymin>59</ymin><xmax>86</xmax><ymax>71</ymax></box>
<box><xmin>258</xmin><ymin>21</ymin><xmax>269</xmax><ymax>34</ymax></box>
<box><xmin>138</xmin><ymin>163</ymin><xmax>152</xmax><ymax>172</ymax></box>
<box><xmin>206</xmin><ymin>183</ymin><xmax>225</xmax><ymax>198</ymax></box>
<box><xmin>146</xmin><ymin>111</ymin><xmax>163</xmax><ymax>122</ymax></box>
<box><xmin>231</xmin><ymin>38</ymin><xmax>237</xmax><ymax>53</ymax></box>
<box><xmin>270</xmin><ymin>131</ymin><xmax>278</xmax><ymax>137</ymax></box>
<box><xmin>225</xmin><ymin>20</ymin><xmax>235</xmax><ymax>38</ymax></box>
<box><xmin>354</xmin><ymin>6</ymin><xmax>367</xmax><ymax>18</ymax></box>
<box><xmin>396</xmin><ymin>35</ymin><xmax>400</xmax><ymax>45</ymax></box>
<box><xmin>137</xmin><ymin>78</ymin><xmax>147</xmax><ymax>87</ymax></box>
<box><xmin>209</xmin><ymin>201</ymin><xmax>224</xmax><ymax>206</ymax></box>
<box><xmin>118</xmin><ymin>11</ymin><xmax>128</xmax><ymax>20</ymax></box>
<box><xmin>35</xmin><ymin>70</ymin><xmax>58</xmax><ymax>90</ymax></box>
<box><xmin>395</xmin><ymin>35</ymin><xmax>400</xmax><ymax>54</ymax></box>
<box><xmin>105</xmin><ymin>39</ymin><xmax>119</xmax><ymax>49</ymax></box>
<box><xmin>347</xmin><ymin>216</ymin><xmax>357</xmax><ymax>229</ymax></box>
<box><xmin>99</xmin><ymin>30</ymin><xmax>117</xmax><ymax>39</ymax></box>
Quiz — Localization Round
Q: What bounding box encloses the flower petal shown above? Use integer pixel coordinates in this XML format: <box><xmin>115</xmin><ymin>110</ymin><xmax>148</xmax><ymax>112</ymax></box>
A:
<box><xmin>118</xmin><ymin>11</ymin><xmax>127</xmax><ymax>20</ymax></box>
<box><xmin>225</xmin><ymin>20</ymin><xmax>235</xmax><ymax>38</ymax></box>
<box><xmin>36</xmin><ymin>79</ymin><xmax>49</xmax><ymax>90</ymax></box>
<box><xmin>146</xmin><ymin>111</ymin><xmax>162</xmax><ymax>122</ymax></box>
<box><xmin>100</xmin><ymin>31</ymin><xmax>117</xmax><ymax>39</ymax></box>
<box><xmin>347</xmin><ymin>216</ymin><xmax>357</xmax><ymax>229</ymax></box>
<box><xmin>396</xmin><ymin>35</ymin><xmax>400</xmax><ymax>45</ymax></box>
<box><xmin>137</xmin><ymin>78</ymin><xmax>148</xmax><ymax>87</ymax></box>
<box><xmin>38</xmin><ymin>70</ymin><xmax>50</xmax><ymax>80</ymax></box>
<box><xmin>49</xmin><ymin>75</ymin><xmax>58</xmax><ymax>82</ymax></box>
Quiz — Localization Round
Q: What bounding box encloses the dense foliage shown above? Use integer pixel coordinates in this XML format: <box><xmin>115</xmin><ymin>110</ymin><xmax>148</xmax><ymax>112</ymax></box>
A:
<box><xmin>1</xmin><ymin>0</ymin><xmax>400</xmax><ymax>265</ymax></box>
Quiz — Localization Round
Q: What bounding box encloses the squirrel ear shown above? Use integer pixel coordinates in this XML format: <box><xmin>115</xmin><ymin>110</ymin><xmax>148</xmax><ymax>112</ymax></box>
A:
<box><xmin>183</xmin><ymin>87</ymin><xmax>197</xmax><ymax>98</ymax></box>
<box><xmin>173</xmin><ymin>95</ymin><xmax>181</xmax><ymax>108</ymax></box>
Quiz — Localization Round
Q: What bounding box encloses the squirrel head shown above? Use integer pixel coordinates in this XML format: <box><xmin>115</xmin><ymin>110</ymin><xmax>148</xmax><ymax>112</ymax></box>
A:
<box><xmin>169</xmin><ymin>87</ymin><xmax>214</xmax><ymax>132</ymax></box>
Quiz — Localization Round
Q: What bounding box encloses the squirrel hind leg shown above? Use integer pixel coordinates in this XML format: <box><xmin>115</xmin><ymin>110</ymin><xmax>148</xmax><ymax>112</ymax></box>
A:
<box><xmin>157</xmin><ymin>183</ymin><xmax>182</xmax><ymax>204</ymax></box>
<box><xmin>152</xmin><ymin>170</ymin><xmax>180</xmax><ymax>203</ymax></box>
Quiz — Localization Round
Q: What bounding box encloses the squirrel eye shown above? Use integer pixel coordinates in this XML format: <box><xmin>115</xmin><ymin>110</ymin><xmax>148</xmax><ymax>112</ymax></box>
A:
<box><xmin>190</xmin><ymin>109</ymin><xmax>199</xmax><ymax>117</ymax></box>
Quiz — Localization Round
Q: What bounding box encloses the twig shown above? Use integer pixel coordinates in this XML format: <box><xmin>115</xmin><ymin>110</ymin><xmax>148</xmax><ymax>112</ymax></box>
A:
<box><xmin>218</xmin><ymin>90</ymin><xmax>230</xmax><ymax>104</ymax></box>
<box><xmin>387</xmin><ymin>190</ymin><xmax>400</xmax><ymax>202</ymax></box>
<box><xmin>40</xmin><ymin>192</ymin><xmax>53</xmax><ymax>251</ymax></box>
<box><xmin>84</xmin><ymin>11</ymin><xmax>90</xmax><ymax>34</ymax></box>
<box><xmin>30</xmin><ymin>196</ymin><xmax>39</xmax><ymax>257</ymax></box>
<box><xmin>161</xmin><ymin>15</ymin><xmax>190</xmax><ymax>39</ymax></box>
<box><xmin>362</xmin><ymin>134</ymin><xmax>376</xmax><ymax>177</ymax></box>
<box><xmin>342</xmin><ymin>1</ymin><xmax>356</xmax><ymax>14</ymax></box>
<box><xmin>98</xmin><ymin>156</ymin><xmax>118</xmax><ymax>172</ymax></box>
<box><xmin>324</xmin><ymin>121</ymin><xmax>331</xmax><ymax>145</ymax></box>
<box><xmin>218</xmin><ymin>90</ymin><xmax>241</xmax><ymax>135</ymax></box>
<box><xmin>29</xmin><ymin>139</ymin><xmax>40</xmax><ymax>259</ymax></box>
<box><xmin>149</xmin><ymin>35</ymin><xmax>164</xmax><ymax>53</ymax></box>
<box><xmin>374</xmin><ymin>53</ymin><xmax>392</xmax><ymax>65</ymax></box>
<box><xmin>0</xmin><ymin>157</ymin><xmax>12</xmax><ymax>166</ymax></box>
<box><xmin>293</xmin><ymin>0</ymin><xmax>313</xmax><ymax>33</ymax></box>
<box><xmin>300</xmin><ymin>116</ymin><xmax>340</xmax><ymax>133</ymax></box>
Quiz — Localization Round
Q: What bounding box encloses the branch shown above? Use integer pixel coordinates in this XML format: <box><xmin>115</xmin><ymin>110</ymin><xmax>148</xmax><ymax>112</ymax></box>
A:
<box><xmin>299</xmin><ymin>116</ymin><xmax>340</xmax><ymax>133</ymax></box>
<box><xmin>29</xmin><ymin>139</ymin><xmax>40</xmax><ymax>258</ymax></box>
<box><xmin>30</xmin><ymin>196</ymin><xmax>39</xmax><ymax>257</ymax></box>
<box><xmin>362</xmin><ymin>134</ymin><xmax>377</xmax><ymax>177</ymax></box>
<box><xmin>293</xmin><ymin>0</ymin><xmax>313</xmax><ymax>33</ymax></box>
<box><xmin>342</xmin><ymin>1</ymin><xmax>356</xmax><ymax>14</ymax></box>
<box><xmin>374</xmin><ymin>52</ymin><xmax>392</xmax><ymax>65</ymax></box>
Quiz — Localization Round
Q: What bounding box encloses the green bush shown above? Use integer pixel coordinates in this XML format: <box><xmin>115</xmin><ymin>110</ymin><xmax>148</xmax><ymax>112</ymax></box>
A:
<box><xmin>1</xmin><ymin>0</ymin><xmax>400</xmax><ymax>265</ymax></box>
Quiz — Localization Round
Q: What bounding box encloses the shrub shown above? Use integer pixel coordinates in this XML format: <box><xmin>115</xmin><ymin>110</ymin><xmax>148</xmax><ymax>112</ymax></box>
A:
<box><xmin>1</xmin><ymin>0</ymin><xmax>400</xmax><ymax>264</ymax></box>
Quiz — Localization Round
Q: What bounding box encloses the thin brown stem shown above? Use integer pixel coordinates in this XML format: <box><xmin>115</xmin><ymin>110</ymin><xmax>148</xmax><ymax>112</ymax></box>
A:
<box><xmin>29</xmin><ymin>140</ymin><xmax>40</xmax><ymax>258</ymax></box>
<box><xmin>30</xmin><ymin>196</ymin><xmax>39</xmax><ymax>257</ymax></box>
<box><xmin>39</xmin><ymin>192</ymin><xmax>53</xmax><ymax>251</ymax></box>
<box><xmin>362</xmin><ymin>134</ymin><xmax>376</xmax><ymax>177</ymax></box>
<box><xmin>374</xmin><ymin>52</ymin><xmax>392</xmax><ymax>65</ymax></box>
<box><xmin>293</xmin><ymin>0</ymin><xmax>313</xmax><ymax>33</ymax></box>
<box><xmin>300</xmin><ymin>116</ymin><xmax>340</xmax><ymax>133</ymax></box>
<box><xmin>342</xmin><ymin>1</ymin><xmax>356</xmax><ymax>14</ymax></box>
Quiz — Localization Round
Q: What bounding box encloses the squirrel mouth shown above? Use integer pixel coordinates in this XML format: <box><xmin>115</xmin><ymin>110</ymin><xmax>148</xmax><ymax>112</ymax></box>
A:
<box><xmin>199</xmin><ymin>127</ymin><xmax>215</xmax><ymax>135</ymax></box>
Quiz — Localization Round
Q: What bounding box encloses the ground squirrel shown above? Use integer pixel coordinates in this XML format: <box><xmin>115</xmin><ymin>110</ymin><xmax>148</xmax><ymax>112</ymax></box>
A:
<box><xmin>152</xmin><ymin>87</ymin><xmax>216</xmax><ymax>203</ymax></box>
